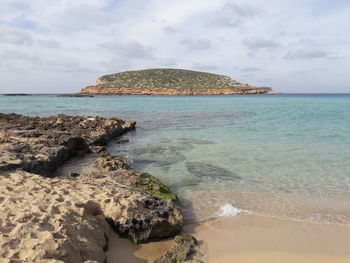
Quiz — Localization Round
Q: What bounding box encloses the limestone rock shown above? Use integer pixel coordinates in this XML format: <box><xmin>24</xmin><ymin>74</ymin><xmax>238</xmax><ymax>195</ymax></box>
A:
<box><xmin>154</xmin><ymin>235</ymin><xmax>203</xmax><ymax>263</ymax></box>
<box><xmin>94</xmin><ymin>152</ymin><xmax>131</xmax><ymax>171</ymax></box>
<box><xmin>94</xmin><ymin>153</ymin><xmax>179</xmax><ymax>203</ymax></box>
<box><xmin>0</xmin><ymin>171</ymin><xmax>110</xmax><ymax>263</ymax></box>
<box><xmin>0</xmin><ymin>113</ymin><xmax>136</xmax><ymax>176</ymax></box>
<box><xmin>0</xmin><ymin>114</ymin><xmax>183</xmax><ymax>262</ymax></box>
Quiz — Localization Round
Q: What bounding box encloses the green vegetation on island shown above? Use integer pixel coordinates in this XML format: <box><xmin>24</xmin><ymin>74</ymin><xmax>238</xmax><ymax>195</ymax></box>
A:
<box><xmin>80</xmin><ymin>68</ymin><xmax>271</xmax><ymax>95</ymax></box>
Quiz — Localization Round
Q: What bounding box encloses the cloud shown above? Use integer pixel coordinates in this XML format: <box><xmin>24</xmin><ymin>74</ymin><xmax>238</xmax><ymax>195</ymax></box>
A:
<box><xmin>211</xmin><ymin>2</ymin><xmax>260</xmax><ymax>27</ymax></box>
<box><xmin>37</xmin><ymin>39</ymin><xmax>61</xmax><ymax>49</ymax></box>
<box><xmin>181</xmin><ymin>38</ymin><xmax>212</xmax><ymax>50</ymax></box>
<box><xmin>243</xmin><ymin>37</ymin><xmax>280</xmax><ymax>50</ymax></box>
<box><xmin>1</xmin><ymin>50</ymin><xmax>38</xmax><ymax>61</ymax></box>
<box><xmin>162</xmin><ymin>26</ymin><xmax>181</xmax><ymax>34</ymax></box>
<box><xmin>158</xmin><ymin>58</ymin><xmax>178</xmax><ymax>67</ymax></box>
<box><xmin>284</xmin><ymin>49</ymin><xmax>330</xmax><ymax>59</ymax></box>
<box><xmin>98</xmin><ymin>40</ymin><xmax>155</xmax><ymax>59</ymax></box>
<box><xmin>240</xmin><ymin>67</ymin><xmax>263</xmax><ymax>72</ymax></box>
<box><xmin>0</xmin><ymin>0</ymin><xmax>350</xmax><ymax>93</ymax></box>
<box><xmin>192</xmin><ymin>63</ymin><xmax>219</xmax><ymax>71</ymax></box>
<box><xmin>0</xmin><ymin>26</ymin><xmax>33</xmax><ymax>45</ymax></box>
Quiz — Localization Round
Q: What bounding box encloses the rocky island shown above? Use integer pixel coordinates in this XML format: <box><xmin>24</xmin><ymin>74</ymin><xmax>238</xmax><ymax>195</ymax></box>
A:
<box><xmin>80</xmin><ymin>68</ymin><xmax>272</xmax><ymax>95</ymax></box>
<box><xmin>0</xmin><ymin>113</ymin><xmax>202</xmax><ymax>263</ymax></box>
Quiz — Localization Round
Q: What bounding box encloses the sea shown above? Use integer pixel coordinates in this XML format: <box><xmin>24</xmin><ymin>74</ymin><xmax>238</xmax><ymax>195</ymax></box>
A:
<box><xmin>1</xmin><ymin>94</ymin><xmax>350</xmax><ymax>225</ymax></box>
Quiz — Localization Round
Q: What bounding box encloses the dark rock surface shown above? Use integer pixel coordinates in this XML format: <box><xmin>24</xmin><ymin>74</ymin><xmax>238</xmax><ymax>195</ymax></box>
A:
<box><xmin>154</xmin><ymin>235</ymin><xmax>203</xmax><ymax>263</ymax></box>
<box><xmin>57</xmin><ymin>93</ymin><xmax>94</xmax><ymax>97</ymax></box>
<box><xmin>0</xmin><ymin>113</ymin><xmax>136</xmax><ymax>176</ymax></box>
<box><xmin>116</xmin><ymin>138</ymin><xmax>129</xmax><ymax>144</ymax></box>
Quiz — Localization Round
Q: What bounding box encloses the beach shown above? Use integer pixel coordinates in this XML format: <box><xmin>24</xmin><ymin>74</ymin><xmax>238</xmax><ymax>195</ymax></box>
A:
<box><xmin>107</xmin><ymin>214</ymin><xmax>350</xmax><ymax>263</ymax></box>
<box><xmin>1</xmin><ymin>94</ymin><xmax>350</xmax><ymax>262</ymax></box>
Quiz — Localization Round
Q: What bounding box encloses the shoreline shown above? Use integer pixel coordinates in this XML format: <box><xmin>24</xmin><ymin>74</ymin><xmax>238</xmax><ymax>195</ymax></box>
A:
<box><xmin>106</xmin><ymin>213</ymin><xmax>350</xmax><ymax>263</ymax></box>
<box><xmin>0</xmin><ymin>113</ymin><xmax>196</xmax><ymax>263</ymax></box>
<box><xmin>1</xmin><ymin>111</ymin><xmax>350</xmax><ymax>262</ymax></box>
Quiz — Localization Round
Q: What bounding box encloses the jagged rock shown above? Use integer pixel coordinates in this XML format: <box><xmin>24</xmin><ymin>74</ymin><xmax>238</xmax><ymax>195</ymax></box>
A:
<box><xmin>94</xmin><ymin>154</ymin><xmax>179</xmax><ymax>203</ymax></box>
<box><xmin>0</xmin><ymin>113</ymin><xmax>136</xmax><ymax>176</ymax></box>
<box><xmin>94</xmin><ymin>152</ymin><xmax>131</xmax><ymax>171</ymax></box>
<box><xmin>154</xmin><ymin>235</ymin><xmax>203</xmax><ymax>263</ymax></box>
<box><xmin>0</xmin><ymin>166</ymin><xmax>184</xmax><ymax>261</ymax></box>
<box><xmin>116</xmin><ymin>139</ymin><xmax>129</xmax><ymax>144</ymax></box>
<box><xmin>0</xmin><ymin>114</ymin><xmax>184</xmax><ymax>262</ymax></box>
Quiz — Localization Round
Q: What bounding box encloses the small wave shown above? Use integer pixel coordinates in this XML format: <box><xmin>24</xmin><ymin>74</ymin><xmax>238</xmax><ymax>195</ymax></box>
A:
<box><xmin>214</xmin><ymin>203</ymin><xmax>245</xmax><ymax>217</ymax></box>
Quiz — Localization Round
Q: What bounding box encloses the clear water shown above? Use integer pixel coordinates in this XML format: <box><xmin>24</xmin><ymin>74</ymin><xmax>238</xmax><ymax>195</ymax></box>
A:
<box><xmin>1</xmin><ymin>94</ymin><xmax>350</xmax><ymax>224</ymax></box>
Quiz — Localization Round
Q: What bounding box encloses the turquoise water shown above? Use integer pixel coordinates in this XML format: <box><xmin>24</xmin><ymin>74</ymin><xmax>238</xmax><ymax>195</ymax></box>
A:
<box><xmin>1</xmin><ymin>94</ymin><xmax>350</xmax><ymax>224</ymax></box>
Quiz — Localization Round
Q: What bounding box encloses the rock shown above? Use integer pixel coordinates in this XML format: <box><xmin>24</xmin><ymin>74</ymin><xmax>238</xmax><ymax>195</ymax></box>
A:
<box><xmin>0</xmin><ymin>171</ymin><xmax>110</xmax><ymax>263</ymax></box>
<box><xmin>0</xmin><ymin>164</ymin><xmax>184</xmax><ymax>261</ymax></box>
<box><xmin>3</xmin><ymin>93</ymin><xmax>29</xmax><ymax>96</ymax></box>
<box><xmin>94</xmin><ymin>152</ymin><xmax>131</xmax><ymax>171</ymax></box>
<box><xmin>178</xmin><ymin>138</ymin><xmax>214</xmax><ymax>145</ymax></box>
<box><xmin>57</xmin><ymin>93</ymin><xmax>94</xmax><ymax>97</ymax></box>
<box><xmin>0</xmin><ymin>113</ymin><xmax>136</xmax><ymax>176</ymax></box>
<box><xmin>89</xmin><ymin>146</ymin><xmax>107</xmax><ymax>153</ymax></box>
<box><xmin>116</xmin><ymin>139</ymin><xmax>129</xmax><ymax>144</ymax></box>
<box><xmin>70</xmin><ymin>171</ymin><xmax>80</xmax><ymax>177</ymax></box>
<box><xmin>186</xmin><ymin>162</ymin><xmax>241</xmax><ymax>180</ymax></box>
<box><xmin>94</xmin><ymin>154</ymin><xmax>179</xmax><ymax>203</ymax></box>
<box><xmin>132</xmin><ymin>145</ymin><xmax>186</xmax><ymax>168</ymax></box>
<box><xmin>154</xmin><ymin>235</ymin><xmax>203</xmax><ymax>263</ymax></box>
<box><xmin>0</xmin><ymin>114</ymin><xmax>184</xmax><ymax>261</ymax></box>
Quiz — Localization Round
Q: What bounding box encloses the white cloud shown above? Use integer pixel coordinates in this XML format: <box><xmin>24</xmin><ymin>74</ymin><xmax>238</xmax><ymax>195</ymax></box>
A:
<box><xmin>0</xmin><ymin>0</ymin><xmax>349</xmax><ymax>93</ymax></box>
<box><xmin>0</xmin><ymin>26</ymin><xmax>33</xmax><ymax>45</ymax></box>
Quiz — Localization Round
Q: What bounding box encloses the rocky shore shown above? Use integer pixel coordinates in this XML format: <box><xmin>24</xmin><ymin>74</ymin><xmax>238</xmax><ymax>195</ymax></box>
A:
<box><xmin>0</xmin><ymin>113</ymin><xmax>201</xmax><ymax>263</ymax></box>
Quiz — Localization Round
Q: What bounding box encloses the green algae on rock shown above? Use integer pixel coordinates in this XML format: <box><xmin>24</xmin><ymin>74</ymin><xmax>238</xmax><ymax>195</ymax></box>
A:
<box><xmin>94</xmin><ymin>152</ymin><xmax>179</xmax><ymax>203</ymax></box>
<box><xmin>133</xmin><ymin>172</ymin><xmax>179</xmax><ymax>203</ymax></box>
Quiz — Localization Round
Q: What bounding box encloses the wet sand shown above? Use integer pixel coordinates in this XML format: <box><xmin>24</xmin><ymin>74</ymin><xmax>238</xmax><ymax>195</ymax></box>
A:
<box><xmin>107</xmin><ymin>214</ymin><xmax>350</xmax><ymax>263</ymax></box>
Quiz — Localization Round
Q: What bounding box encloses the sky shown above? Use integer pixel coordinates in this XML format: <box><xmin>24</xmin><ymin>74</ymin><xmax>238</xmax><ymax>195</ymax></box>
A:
<box><xmin>0</xmin><ymin>0</ymin><xmax>349</xmax><ymax>93</ymax></box>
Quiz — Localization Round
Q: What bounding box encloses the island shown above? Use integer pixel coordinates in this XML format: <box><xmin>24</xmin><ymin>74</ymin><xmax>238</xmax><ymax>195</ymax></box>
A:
<box><xmin>80</xmin><ymin>68</ymin><xmax>275</xmax><ymax>95</ymax></box>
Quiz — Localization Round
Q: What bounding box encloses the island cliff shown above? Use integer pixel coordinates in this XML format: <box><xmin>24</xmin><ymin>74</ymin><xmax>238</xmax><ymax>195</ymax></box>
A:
<box><xmin>80</xmin><ymin>68</ymin><xmax>271</xmax><ymax>95</ymax></box>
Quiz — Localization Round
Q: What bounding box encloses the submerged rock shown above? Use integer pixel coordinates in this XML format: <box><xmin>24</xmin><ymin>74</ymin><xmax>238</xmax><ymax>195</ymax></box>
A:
<box><xmin>95</xmin><ymin>153</ymin><xmax>179</xmax><ymax>203</ymax></box>
<box><xmin>154</xmin><ymin>235</ymin><xmax>203</xmax><ymax>263</ymax></box>
<box><xmin>186</xmin><ymin>162</ymin><xmax>241</xmax><ymax>180</ymax></box>
<box><xmin>132</xmin><ymin>145</ymin><xmax>186</xmax><ymax>168</ymax></box>
<box><xmin>116</xmin><ymin>138</ymin><xmax>130</xmax><ymax>144</ymax></box>
<box><xmin>178</xmin><ymin>138</ymin><xmax>215</xmax><ymax>145</ymax></box>
<box><xmin>94</xmin><ymin>152</ymin><xmax>131</xmax><ymax>171</ymax></box>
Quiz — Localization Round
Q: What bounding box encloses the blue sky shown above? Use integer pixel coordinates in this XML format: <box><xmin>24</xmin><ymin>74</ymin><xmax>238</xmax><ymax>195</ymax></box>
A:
<box><xmin>0</xmin><ymin>0</ymin><xmax>349</xmax><ymax>93</ymax></box>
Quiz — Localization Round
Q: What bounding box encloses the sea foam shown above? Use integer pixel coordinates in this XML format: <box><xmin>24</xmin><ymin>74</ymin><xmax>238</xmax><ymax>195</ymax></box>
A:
<box><xmin>214</xmin><ymin>203</ymin><xmax>244</xmax><ymax>217</ymax></box>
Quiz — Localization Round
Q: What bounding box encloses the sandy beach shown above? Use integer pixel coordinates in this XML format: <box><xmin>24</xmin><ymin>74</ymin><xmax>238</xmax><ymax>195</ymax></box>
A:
<box><xmin>107</xmin><ymin>214</ymin><xmax>350</xmax><ymax>263</ymax></box>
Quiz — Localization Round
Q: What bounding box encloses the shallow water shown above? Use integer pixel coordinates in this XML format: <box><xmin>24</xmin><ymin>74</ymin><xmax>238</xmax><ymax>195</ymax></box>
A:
<box><xmin>1</xmin><ymin>94</ymin><xmax>350</xmax><ymax>224</ymax></box>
